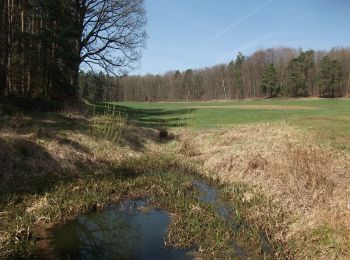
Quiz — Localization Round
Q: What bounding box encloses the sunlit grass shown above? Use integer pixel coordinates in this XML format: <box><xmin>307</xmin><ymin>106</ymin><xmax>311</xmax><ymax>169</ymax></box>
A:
<box><xmin>109</xmin><ymin>98</ymin><xmax>350</xmax><ymax>151</ymax></box>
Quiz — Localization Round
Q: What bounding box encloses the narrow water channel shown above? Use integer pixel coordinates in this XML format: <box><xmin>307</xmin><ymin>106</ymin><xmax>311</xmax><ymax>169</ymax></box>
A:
<box><xmin>193</xmin><ymin>179</ymin><xmax>257</xmax><ymax>259</ymax></box>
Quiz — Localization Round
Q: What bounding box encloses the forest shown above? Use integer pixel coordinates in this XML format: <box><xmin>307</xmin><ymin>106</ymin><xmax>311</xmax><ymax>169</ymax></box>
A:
<box><xmin>80</xmin><ymin>47</ymin><xmax>350</xmax><ymax>102</ymax></box>
<box><xmin>0</xmin><ymin>0</ymin><xmax>146</xmax><ymax>99</ymax></box>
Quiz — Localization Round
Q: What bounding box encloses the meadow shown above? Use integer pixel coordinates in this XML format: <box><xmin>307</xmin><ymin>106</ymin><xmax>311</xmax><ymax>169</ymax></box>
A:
<box><xmin>110</xmin><ymin>98</ymin><xmax>350</xmax><ymax>150</ymax></box>
<box><xmin>1</xmin><ymin>97</ymin><xmax>349</xmax><ymax>259</ymax></box>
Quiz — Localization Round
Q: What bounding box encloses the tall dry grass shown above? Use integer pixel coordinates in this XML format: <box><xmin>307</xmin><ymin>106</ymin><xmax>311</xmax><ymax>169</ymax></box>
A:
<box><xmin>89</xmin><ymin>105</ymin><xmax>128</xmax><ymax>145</ymax></box>
<box><xmin>178</xmin><ymin>122</ymin><xmax>350</xmax><ymax>258</ymax></box>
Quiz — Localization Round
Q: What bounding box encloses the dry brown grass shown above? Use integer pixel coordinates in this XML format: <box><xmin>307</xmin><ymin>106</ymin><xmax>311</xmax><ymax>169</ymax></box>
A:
<box><xmin>177</xmin><ymin>122</ymin><xmax>350</xmax><ymax>258</ymax></box>
<box><xmin>0</xmin><ymin>110</ymin><xmax>159</xmax><ymax>200</ymax></box>
<box><xmin>179</xmin><ymin>136</ymin><xmax>202</xmax><ymax>157</ymax></box>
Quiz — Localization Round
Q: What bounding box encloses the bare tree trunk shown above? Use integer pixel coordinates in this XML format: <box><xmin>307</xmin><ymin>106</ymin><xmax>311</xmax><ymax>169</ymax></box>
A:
<box><xmin>39</xmin><ymin>16</ymin><xmax>44</xmax><ymax>97</ymax></box>
<box><xmin>20</xmin><ymin>1</ymin><xmax>24</xmax><ymax>96</ymax></box>
<box><xmin>222</xmin><ymin>78</ymin><xmax>227</xmax><ymax>99</ymax></box>
<box><xmin>241</xmin><ymin>68</ymin><xmax>245</xmax><ymax>98</ymax></box>
<box><xmin>27</xmin><ymin>13</ymin><xmax>34</xmax><ymax>97</ymax></box>
<box><xmin>48</xmin><ymin>20</ymin><xmax>56</xmax><ymax>96</ymax></box>
<box><xmin>7</xmin><ymin>0</ymin><xmax>13</xmax><ymax>95</ymax></box>
<box><xmin>0</xmin><ymin>1</ymin><xmax>7</xmax><ymax>95</ymax></box>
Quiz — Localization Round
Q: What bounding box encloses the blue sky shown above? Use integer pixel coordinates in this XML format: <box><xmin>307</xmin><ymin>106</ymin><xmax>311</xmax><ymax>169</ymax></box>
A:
<box><xmin>135</xmin><ymin>0</ymin><xmax>350</xmax><ymax>75</ymax></box>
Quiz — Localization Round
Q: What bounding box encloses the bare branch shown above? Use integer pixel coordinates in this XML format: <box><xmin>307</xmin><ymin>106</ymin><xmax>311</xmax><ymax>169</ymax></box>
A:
<box><xmin>78</xmin><ymin>0</ymin><xmax>147</xmax><ymax>75</ymax></box>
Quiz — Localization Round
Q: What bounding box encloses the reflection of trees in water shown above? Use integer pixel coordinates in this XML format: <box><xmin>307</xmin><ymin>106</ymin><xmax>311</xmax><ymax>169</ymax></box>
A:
<box><xmin>56</xmin><ymin>202</ymin><xmax>145</xmax><ymax>260</ymax></box>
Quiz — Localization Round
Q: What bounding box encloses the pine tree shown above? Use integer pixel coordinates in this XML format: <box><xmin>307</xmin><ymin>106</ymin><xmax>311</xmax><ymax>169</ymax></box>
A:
<box><xmin>261</xmin><ymin>64</ymin><xmax>278</xmax><ymax>97</ymax></box>
<box><xmin>318</xmin><ymin>56</ymin><xmax>342</xmax><ymax>97</ymax></box>
<box><xmin>233</xmin><ymin>52</ymin><xmax>245</xmax><ymax>98</ymax></box>
<box><xmin>287</xmin><ymin>57</ymin><xmax>306</xmax><ymax>96</ymax></box>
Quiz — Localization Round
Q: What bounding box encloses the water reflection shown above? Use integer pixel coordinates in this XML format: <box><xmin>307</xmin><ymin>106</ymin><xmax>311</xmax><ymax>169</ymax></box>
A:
<box><xmin>53</xmin><ymin>200</ymin><xmax>191</xmax><ymax>260</ymax></box>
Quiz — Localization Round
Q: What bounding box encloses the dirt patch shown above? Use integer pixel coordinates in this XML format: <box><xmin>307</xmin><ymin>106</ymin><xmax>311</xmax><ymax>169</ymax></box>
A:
<box><xmin>190</xmin><ymin>105</ymin><xmax>318</xmax><ymax>110</ymax></box>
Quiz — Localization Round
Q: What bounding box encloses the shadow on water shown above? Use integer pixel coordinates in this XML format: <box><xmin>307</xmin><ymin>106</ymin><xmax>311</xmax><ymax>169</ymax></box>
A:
<box><xmin>53</xmin><ymin>199</ymin><xmax>192</xmax><ymax>260</ymax></box>
<box><xmin>94</xmin><ymin>103</ymin><xmax>196</xmax><ymax>128</ymax></box>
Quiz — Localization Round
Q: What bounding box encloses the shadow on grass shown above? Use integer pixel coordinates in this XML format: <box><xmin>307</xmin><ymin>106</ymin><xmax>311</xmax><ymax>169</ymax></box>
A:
<box><xmin>0</xmin><ymin>111</ymin><xmax>88</xmax><ymax>135</ymax></box>
<box><xmin>0</xmin><ymin>133</ymin><xmax>142</xmax><ymax>202</ymax></box>
<box><xmin>94</xmin><ymin>103</ymin><xmax>196</xmax><ymax>128</ymax></box>
<box><xmin>0</xmin><ymin>101</ymin><xmax>196</xmax><ymax>201</ymax></box>
<box><xmin>0</xmin><ymin>136</ymin><xmax>70</xmax><ymax>202</ymax></box>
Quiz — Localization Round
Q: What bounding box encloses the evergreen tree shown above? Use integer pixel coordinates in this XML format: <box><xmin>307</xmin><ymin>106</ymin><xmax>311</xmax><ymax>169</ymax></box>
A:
<box><xmin>287</xmin><ymin>57</ymin><xmax>307</xmax><ymax>96</ymax></box>
<box><xmin>261</xmin><ymin>64</ymin><xmax>278</xmax><ymax>97</ymax></box>
<box><xmin>286</xmin><ymin>50</ymin><xmax>315</xmax><ymax>97</ymax></box>
<box><xmin>233</xmin><ymin>52</ymin><xmax>245</xmax><ymax>98</ymax></box>
<box><xmin>318</xmin><ymin>56</ymin><xmax>342</xmax><ymax>97</ymax></box>
<box><xmin>303</xmin><ymin>50</ymin><xmax>315</xmax><ymax>95</ymax></box>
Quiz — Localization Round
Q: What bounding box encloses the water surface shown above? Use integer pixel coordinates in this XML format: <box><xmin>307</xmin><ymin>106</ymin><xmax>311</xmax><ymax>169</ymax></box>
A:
<box><xmin>53</xmin><ymin>178</ymin><xmax>268</xmax><ymax>259</ymax></box>
<box><xmin>53</xmin><ymin>199</ymin><xmax>192</xmax><ymax>260</ymax></box>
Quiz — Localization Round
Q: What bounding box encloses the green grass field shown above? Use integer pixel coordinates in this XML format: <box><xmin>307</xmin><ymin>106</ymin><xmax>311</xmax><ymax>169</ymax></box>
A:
<box><xmin>106</xmin><ymin>98</ymin><xmax>350</xmax><ymax>151</ymax></box>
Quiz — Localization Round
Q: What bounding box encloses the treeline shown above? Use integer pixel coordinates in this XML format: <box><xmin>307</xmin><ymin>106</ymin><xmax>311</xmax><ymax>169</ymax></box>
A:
<box><xmin>80</xmin><ymin>47</ymin><xmax>350</xmax><ymax>102</ymax></box>
<box><xmin>0</xmin><ymin>0</ymin><xmax>146</xmax><ymax>100</ymax></box>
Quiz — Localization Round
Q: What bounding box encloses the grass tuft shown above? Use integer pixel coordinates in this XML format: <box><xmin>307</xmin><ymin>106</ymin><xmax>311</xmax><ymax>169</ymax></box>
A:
<box><xmin>89</xmin><ymin>104</ymin><xmax>128</xmax><ymax>145</ymax></box>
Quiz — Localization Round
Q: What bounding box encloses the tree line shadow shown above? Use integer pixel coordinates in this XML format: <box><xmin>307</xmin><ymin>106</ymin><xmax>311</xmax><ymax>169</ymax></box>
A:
<box><xmin>94</xmin><ymin>102</ymin><xmax>196</xmax><ymax>128</ymax></box>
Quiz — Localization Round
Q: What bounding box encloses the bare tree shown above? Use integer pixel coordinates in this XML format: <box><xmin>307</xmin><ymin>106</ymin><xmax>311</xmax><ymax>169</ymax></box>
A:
<box><xmin>77</xmin><ymin>0</ymin><xmax>147</xmax><ymax>79</ymax></box>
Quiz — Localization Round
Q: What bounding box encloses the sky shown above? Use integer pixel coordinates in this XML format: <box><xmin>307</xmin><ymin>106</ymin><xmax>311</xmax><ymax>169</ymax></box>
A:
<box><xmin>134</xmin><ymin>0</ymin><xmax>350</xmax><ymax>75</ymax></box>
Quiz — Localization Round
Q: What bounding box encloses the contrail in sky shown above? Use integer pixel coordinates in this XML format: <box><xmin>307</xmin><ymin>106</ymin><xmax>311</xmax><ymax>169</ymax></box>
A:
<box><xmin>187</xmin><ymin>0</ymin><xmax>274</xmax><ymax>59</ymax></box>
<box><xmin>215</xmin><ymin>32</ymin><xmax>275</xmax><ymax>63</ymax></box>
<box><xmin>208</xmin><ymin>0</ymin><xmax>274</xmax><ymax>43</ymax></box>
